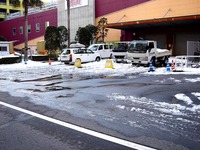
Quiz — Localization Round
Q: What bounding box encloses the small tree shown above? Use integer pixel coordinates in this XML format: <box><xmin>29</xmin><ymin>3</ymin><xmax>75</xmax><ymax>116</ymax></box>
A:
<box><xmin>96</xmin><ymin>17</ymin><xmax>109</xmax><ymax>43</ymax></box>
<box><xmin>75</xmin><ymin>27</ymin><xmax>91</xmax><ymax>47</ymax></box>
<box><xmin>44</xmin><ymin>26</ymin><xmax>60</xmax><ymax>58</ymax></box>
<box><xmin>58</xmin><ymin>26</ymin><xmax>68</xmax><ymax>50</ymax></box>
<box><xmin>85</xmin><ymin>24</ymin><xmax>98</xmax><ymax>44</ymax></box>
<box><xmin>75</xmin><ymin>24</ymin><xmax>98</xmax><ymax>46</ymax></box>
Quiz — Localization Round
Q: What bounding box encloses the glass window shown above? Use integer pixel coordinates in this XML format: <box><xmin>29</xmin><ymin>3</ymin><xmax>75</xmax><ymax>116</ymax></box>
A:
<box><xmin>36</xmin><ymin>23</ymin><xmax>40</xmax><ymax>32</ymax></box>
<box><xmin>20</xmin><ymin>26</ymin><xmax>23</xmax><ymax>34</ymax></box>
<box><xmin>99</xmin><ymin>45</ymin><xmax>103</xmax><ymax>50</ymax></box>
<box><xmin>104</xmin><ymin>45</ymin><xmax>108</xmax><ymax>49</ymax></box>
<box><xmin>45</xmin><ymin>21</ymin><xmax>49</xmax><ymax>29</ymax></box>
<box><xmin>0</xmin><ymin>46</ymin><xmax>7</xmax><ymax>51</ymax></box>
<box><xmin>28</xmin><ymin>25</ymin><xmax>31</xmax><ymax>33</ymax></box>
<box><xmin>13</xmin><ymin>28</ymin><xmax>16</xmax><ymax>35</ymax></box>
<box><xmin>90</xmin><ymin>45</ymin><xmax>98</xmax><ymax>51</ymax></box>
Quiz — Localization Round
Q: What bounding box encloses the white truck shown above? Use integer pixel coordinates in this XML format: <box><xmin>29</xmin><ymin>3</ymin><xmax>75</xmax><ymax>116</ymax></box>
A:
<box><xmin>112</xmin><ymin>41</ymin><xmax>130</xmax><ymax>63</ymax></box>
<box><xmin>127</xmin><ymin>40</ymin><xmax>171</xmax><ymax>66</ymax></box>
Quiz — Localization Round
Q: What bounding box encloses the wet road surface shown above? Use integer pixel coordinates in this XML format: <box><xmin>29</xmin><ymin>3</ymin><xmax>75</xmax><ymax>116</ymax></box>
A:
<box><xmin>0</xmin><ymin>64</ymin><xmax>200</xmax><ymax>150</ymax></box>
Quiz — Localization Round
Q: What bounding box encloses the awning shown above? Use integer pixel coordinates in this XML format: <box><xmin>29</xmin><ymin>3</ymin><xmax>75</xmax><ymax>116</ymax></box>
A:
<box><xmin>105</xmin><ymin>15</ymin><xmax>200</xmax><ymax>30</ymax></box>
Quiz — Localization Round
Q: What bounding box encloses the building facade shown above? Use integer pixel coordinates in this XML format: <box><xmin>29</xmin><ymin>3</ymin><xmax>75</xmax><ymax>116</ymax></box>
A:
<box><xmin>96</xmin><ymin>0</ymin><xmax>200</xmax><ymax>55</ymax></box>
<box><xmin>57</xmin><ymin>0</ymin><xmax>95</xmax><ymax>43</ymax></box>
<box><xmin>0</xmin><ymin>3</ymin><xmax>57</xmax><ymax>49</ymax></box>
<box><xmin>0</xmin><ymin>0</ymin><xmax>23</xmax><ymax>21</ymax></box>
<box><xmin>0</xmin><ymin>0</ymin><xmax>200</xmax><ymax>55</ymax></box>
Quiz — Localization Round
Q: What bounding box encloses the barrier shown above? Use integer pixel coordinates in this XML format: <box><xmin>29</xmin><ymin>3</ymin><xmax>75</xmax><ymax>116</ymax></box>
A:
<box><xmin>166</xmin><ymin>61</ymin><xmax>171</xmax><ymax>72</ymax></box>
<box><xmin>74</xmin><ymin>58</ymin><xmax>82</xmax><ymax>68</ymax></box>
<box><xmin>148</xmin><ymin>61</ymin><xmax>155</xmax><ymax>72</ymax></box>
<box><xmin>48</xmin><ymin>58</ymin><xmax>51</xmax><ymax>65</ymax></box>
<box><xmin>105</xmin><ymin>59</ymin><xmax>114</xmax><ymax>69</ymax></box>
<box><xmin>171</xmin><ymin>60</ymin><xmax>175</xmax><ymax>71</ymax></box>
<box><xmin>175</xmin><ymin>55</ymin><xmax>200</xmax><ymax>71</ymax></box>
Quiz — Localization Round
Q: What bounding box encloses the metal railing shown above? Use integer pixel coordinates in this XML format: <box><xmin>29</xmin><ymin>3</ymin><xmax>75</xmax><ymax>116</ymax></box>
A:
<box><xmin>175</xmin><ymin>55</ymin><xmax>200</xmax><ymax>70</ymax></box>
<box><xmin>5</xmin><ymin>2</ymin><xmax>57</xmax><ymax>20</ymax></box>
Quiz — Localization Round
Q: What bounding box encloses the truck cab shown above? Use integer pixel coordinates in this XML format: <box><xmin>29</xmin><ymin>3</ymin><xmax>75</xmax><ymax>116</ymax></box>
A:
<box><xmin>112</xmin><ymin>41</ymin><xmax>130</xmax><ymax>63</ymax></box>
<box><xmin>127</xmin><ymin>40</ymin><xmax>171</xmax><ymax>66</ymax></box>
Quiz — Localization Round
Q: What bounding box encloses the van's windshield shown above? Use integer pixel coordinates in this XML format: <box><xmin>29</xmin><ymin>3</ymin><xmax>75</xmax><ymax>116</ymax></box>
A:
<box><xmin>62</xmin><ymin>49</ymin><xmax>71</xmax><ymax>55</ymax></box>
<box><xmin>128</xmin><ymin>41</ymin><xmax>149</xmax><ymax>53</ymax></box>
<box><xmin>88</xmin><ymin>45</ymin><xmax>98</xmax><ymax>51</ymax></box>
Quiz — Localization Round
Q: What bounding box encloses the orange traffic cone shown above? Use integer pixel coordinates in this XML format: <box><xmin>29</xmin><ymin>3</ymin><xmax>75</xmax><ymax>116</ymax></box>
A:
<box><xmin>171</xmin><ymin>60</ymin><xmax>175</xmax><ymax>71</ymax></box>
<box><xmin>49</xmin><ymin>58</ymin><xmax>51</xmax><ymax>65</ymax></box>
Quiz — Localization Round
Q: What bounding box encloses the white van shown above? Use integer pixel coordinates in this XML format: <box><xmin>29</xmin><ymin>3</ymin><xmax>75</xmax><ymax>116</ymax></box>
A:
<box><xmin>88</xmin><ymin>43</ymin><xmax>113</xmax><ymax>59</ymax></box>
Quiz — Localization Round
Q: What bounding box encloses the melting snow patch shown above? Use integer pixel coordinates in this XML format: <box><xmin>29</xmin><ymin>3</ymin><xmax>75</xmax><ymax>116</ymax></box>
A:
<box><xmin>192</xmin><ymin>92</ymin><xmax>200</xmax><ymax>100</ymax></box>
<box><xmin>185</xmin><ymin>77</ymin><xmax>200</xmax><ymax>82</ymax></box>
<box><xmin>175</xmin><ymin>93</ymin><xmax>193</xmax><ymax>105</ymax></box>
<box><xmin>116</xmin><ymin>105</ymin><xmax>126</xmax><ymax>110</ymax></box>
<box><xmin>107</xmin><ymin>93</ymin><xmax>200</xmax><ymax>118</ymax></box>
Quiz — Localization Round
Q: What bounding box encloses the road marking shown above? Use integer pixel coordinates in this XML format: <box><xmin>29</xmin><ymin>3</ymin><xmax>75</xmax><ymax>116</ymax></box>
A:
<box><xmin>0</xmin><ymin>101</ymin><xmax>156</xmax><ymax>150</ymax></box>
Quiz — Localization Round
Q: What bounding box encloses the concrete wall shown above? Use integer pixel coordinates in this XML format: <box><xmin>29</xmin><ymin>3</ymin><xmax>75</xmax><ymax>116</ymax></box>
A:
<box><xmin>57</xmin><ymin>0</ymin><xmax>95</xmax><ymax>43</ymax></box>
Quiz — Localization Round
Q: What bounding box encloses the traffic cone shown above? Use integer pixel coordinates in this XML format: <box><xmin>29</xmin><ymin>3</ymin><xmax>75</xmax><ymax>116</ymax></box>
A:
<box><xmin>148</xmin><ymin>61</ymin><xmax>155</xmax><ymax>72</ymax></box>
<box><xmin>166</xmin><ymin>61</ymin><xmax>171</xmax><ymax>72</ymax></box>
<box><xmin>48</xmin><ymin>58</ymin><xmax>51</xmax><ymax>65</ymax></box>
<box><xmin>171</xmin><ymin>60</ymin><xmax>175</xmax><ymax>71</ymax></box>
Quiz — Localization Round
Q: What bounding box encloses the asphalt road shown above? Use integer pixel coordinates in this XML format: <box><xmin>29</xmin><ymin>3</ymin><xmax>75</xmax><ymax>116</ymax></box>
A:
<box><xmin>0</xmin><ymin>68</ymin><xmax>200</xmax><ymax>150</ymax></box>
<box><xmin>0</xmin><ymin>98</ymin><xmax>138</xmax><ymax>150</ymax></box>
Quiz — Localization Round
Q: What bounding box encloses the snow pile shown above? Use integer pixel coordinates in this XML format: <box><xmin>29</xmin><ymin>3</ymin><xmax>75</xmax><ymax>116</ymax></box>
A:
<box><xmin>175</xmin><ymin>93</ymin><xmax>193</xmax><ymax>105</ymax></box>
<box><xmin>0</xmin><ymin>59</ymin><xmax>200</xmax><ymax>76</ymax></box>
<box><xmin>107</xmin><ymin>92</ymin><xmax>200</xmax><ymax>119</ymax></box>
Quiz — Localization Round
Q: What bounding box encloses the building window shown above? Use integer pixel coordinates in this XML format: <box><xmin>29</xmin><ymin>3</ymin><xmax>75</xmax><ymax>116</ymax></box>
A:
<box><xmin>36</xmin><ymin>23</ymin><xmax>40</xmax><ymax>32</ymax></box>
<box><xmin>45</xmin><ymin>21</ymin><xmax>49</xmax><ymax>29</ymax></box>
<box><xmin>13</xmin><ymin>28</ymin><xmax>16</xmax><ymax>35</ymax></box>
<box><xmin>0</xmin><ymin>46</ymin><xmax>7</xmax><ymax>51</ymax></box>
<box><xmin>28</xmin><ymin>25</ymin><xmax>31</xmax><ymax>33</ymax></box>
<box><xmin>20</xmin><ymin>26</ymin><xmax>23</xmax><ymax>34</ymax></box>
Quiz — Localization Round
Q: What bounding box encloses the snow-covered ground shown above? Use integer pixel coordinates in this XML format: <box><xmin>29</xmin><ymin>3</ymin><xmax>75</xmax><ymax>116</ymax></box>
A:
<box><xmin>1</xmin><ymin>59</ymin><xmax>199</xmax><ymax>110</ymax></box>
<box><xmin>0</xmin><ymin>58</ymin><xmax>200</xmax><ymax>85</ymax></box>
<box><xmin>1</xmin><ymin>59</ymin><xmax>200</xmax><ymax>149</ymax></box>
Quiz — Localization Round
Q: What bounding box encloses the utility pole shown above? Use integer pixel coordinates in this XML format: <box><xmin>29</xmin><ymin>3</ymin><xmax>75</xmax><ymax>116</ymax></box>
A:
<box><xmin>24</xmin><ymin>0</ymin><xmax>28</xmax><ymax>61</ymax></box>
<box><xmin>67</xmin><ymin>0</ymin><xmax>70</xmax><ymax>48</ymax></box>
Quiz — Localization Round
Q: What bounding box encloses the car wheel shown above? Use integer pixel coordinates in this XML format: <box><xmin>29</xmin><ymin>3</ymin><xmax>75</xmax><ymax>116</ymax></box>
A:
<box><xmin>96</xmin><ymin>57</ymin><xmax>101</xmax><ymax>62</ymax></box>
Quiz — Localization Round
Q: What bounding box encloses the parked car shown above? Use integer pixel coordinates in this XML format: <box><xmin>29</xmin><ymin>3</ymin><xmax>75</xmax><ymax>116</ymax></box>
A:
<box><xmin>88</xmin><ymin>43</ymin><xmax>113</xmax><ymax>59</ymax></box>
<box><xmin>60</xmin><ymin>48</ymin><xmax>101</xmax><ymax>64</ymax></box>
<box><xmin>112</xmin><ymin>41</ymin><xmax>130</xmax><ymax>63</ymax></box>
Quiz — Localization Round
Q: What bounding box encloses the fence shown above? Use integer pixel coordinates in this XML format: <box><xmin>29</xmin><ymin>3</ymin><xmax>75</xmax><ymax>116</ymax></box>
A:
<box><xmin>175</xmin><ymin>55</ymin><xmax>200</xmax><ymax>70</ymax></box>
<box><xmin>5</xmin><ymin>2</ymin><xmax>57</xmax><ymax>20</ymax></box>
<box><xmin>187</xmin><ymin>41</ymin><xmax>200</xmax><ymax>55</ymax></box>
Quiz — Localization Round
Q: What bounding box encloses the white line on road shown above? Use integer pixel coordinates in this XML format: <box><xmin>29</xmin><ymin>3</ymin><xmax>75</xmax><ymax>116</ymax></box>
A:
<box><xmin>0</xmin><ymin>101</ymin><xmax>157</xmax><ymax>150</ymax></box>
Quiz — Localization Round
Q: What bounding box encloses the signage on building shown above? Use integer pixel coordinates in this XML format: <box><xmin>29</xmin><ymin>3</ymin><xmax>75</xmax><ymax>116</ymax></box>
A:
<box><xmin>65</xmin><ymin>0</ymin><xmax>88</xmax><ymax>9</ymax></box>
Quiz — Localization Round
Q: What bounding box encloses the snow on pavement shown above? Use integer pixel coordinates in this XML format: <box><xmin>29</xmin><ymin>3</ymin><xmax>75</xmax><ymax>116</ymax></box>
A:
<box><xmin>0</xmin><ymin>59</ymin><xmax>200</xmax><ymax>122</ymax></box>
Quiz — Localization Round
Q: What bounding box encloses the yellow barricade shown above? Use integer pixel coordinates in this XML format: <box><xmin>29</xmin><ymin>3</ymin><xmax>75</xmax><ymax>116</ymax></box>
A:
<box><xmin>105</xmin><ymin>59</ymin><xmax>114</xmax><ymax>69</ymax></box>
<box><xmin>74</xmin><ymin>58</ymin><xmax>82</xmax><ymax>68</ymax></box>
